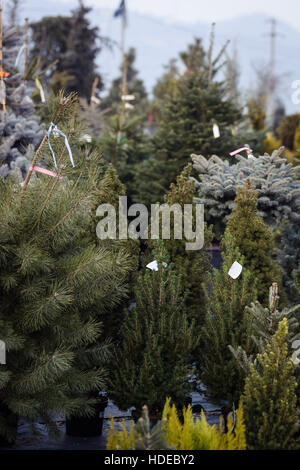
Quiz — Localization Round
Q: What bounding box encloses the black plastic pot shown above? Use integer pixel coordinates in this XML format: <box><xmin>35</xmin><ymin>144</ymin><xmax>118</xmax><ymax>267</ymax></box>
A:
<box><xmin>66</xmin><ymin>396</ymin><xmax>108</xmax><ymax>438</ymax></box>
<box><xmin>0</xmin><ymin>402</ymin><xmax>18</xmax><ymax>447</ymax></box>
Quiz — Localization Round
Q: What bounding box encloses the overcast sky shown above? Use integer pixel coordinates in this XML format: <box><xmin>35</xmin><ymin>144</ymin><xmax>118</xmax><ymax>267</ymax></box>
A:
<box><xmin>69</xmin><ymin>0</ymin><xmax>300</xmax><ymax>31</ymax></box>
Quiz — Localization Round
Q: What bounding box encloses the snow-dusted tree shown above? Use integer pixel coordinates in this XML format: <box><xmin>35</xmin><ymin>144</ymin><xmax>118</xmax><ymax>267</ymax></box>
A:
<box><xmin>0</xmin><ymin>24</ymin><xmax>44</xmax><ymax>179</ymax></box>
<box><xmin>192</xmin><ymin>148</ymin><xmax>300</xmax><ymax>236</ymax></box>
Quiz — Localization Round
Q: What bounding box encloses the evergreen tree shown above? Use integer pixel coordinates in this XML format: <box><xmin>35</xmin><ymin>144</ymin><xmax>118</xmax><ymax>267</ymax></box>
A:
<box><xmin>30</xmin><ymin>1</ymin><xmax>107</xmax><ymax>100</ymax></box>
<box><xmin>151</xmin><ymin>59</ymin><xmax>179</xmax><ymax>127</ymax></box>
<box><xmin>145</xmin><ymin>164</ymin><xmax>213</xmax><ymax>325</ymax></box>
<box><xmin>107</xmin><ymin>241</ymin><xmax>196</xmax><ymax>417</ymax></box>
<box><xmin>197</xmin><ymin>230</ymin><xmax>257</xmax><ymax>418</ymax></box>
<box><xmin>101</xmin><ymin>48</ymin><xmax>148</xmax><ymax>117</ymax></box>
<box><xmin>0</xmin><ymin>93</ymin><xmax>132</xmax><ymax>443</ymax></box>
<box><xmin>192</xmin><ymin>148</ymin><xmax>300</xmax><ymax>237</ymax></box>
<box><xmin>277</xmin><ymin>114</ymin><xmax>300</xmax><ymax>151</ymax></box>
<box><xmin>242</xmin><ymin>319</ymin><xmax>298</xmax><ymax>450</ymax></box>
<box><xmin>143</xmin><ymin>32</ymin><xmax>244</xmax><ymax>203</ymax></box>
<box><xmin>98</xmin><ymin>113</ymin><xmax>150</xmax><ymax>205</ymax></box>
<box><xmin>230</xmin><ymin>283</ymin><xmax>300</xmax><ymax>376</ymax></box>
<box><xmin>89</xmin><ymin>163</ymin><xmax>140</xmax><ymax>339</ymax></box>
<box><xmin>0</xmin><ymin>24</ymin><xmax>44</xmax><ymax>178</ymax></box>
<box><xmin>226</xmin><ymin>181</ymin><xmax>283</xmax><ymax>305</ymax></box>
<box><xmin>278</xmin><ymin>215</ymin><xmax>300</xmax><ymax>303</ymax></box>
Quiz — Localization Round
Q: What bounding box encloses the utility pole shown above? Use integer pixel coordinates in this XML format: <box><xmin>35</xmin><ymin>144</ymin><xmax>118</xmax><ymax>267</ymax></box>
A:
<box><xmin>265</xmin><ymin>18</ymin><xmax>283</xmax><ymax>130</ymax></box>
<box><xmin>267</xmin><ymin>18</ymin><xmax>276</xmax><ymax>129</ymax></box>
<box><xmin>24</xmin><ymin>17</ymin><xmax>29</xmax><ymax>71</ymax></box>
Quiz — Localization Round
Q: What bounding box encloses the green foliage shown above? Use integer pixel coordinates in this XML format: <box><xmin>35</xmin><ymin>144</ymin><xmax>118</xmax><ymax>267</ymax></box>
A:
<box><xmin>230</xmin><ymin>283</ymin><xmax>300</xmax><ymax>376</ymax></box>
<box><xmin>242</xmin><ymin>319</ymin><xmax>299</xmax><ymax>450</ymax></box>
<box><xmin>0</xmin><ymin>93</ymin><xmax>133</xmax><ymax>443</ymax></box>
<box><xmin>107</xmin><ymin>241</ymin><xmax>196</xmax><ymax>416</ymax></box>
<box><xmin>89</xmin><ymin>164</ymin><xmax>140</xmax><ymax>339</ymax></box>
<box><xmin>146</xmin><ymin>164</ymin><xmax>213</xmax><ymax>325</ymax></box>
<box><xmin>107</xmin><ymin>398</ymin><xmax>247</xmax><ymax>450</ymax></box>
<box><xmin>101</xmin><ymin>48</ymin><xmax>148</xmax><ymax>117</ymax></box>
<box><xmin>98</xmin><ymin>114</ymin><xmax>151</xmax><ymax>205</ymax></box>
<box><xmin>277</xmin><ymin>114</ymin><xmax>300</xmax><ymax>150</ymax></box>
<box><xmin>226</xmin><ymin>182</ymin><xmax>282</xmax><ymax>305</ymax></box>
<box><xmin>197</xmin><ymin>230</ymin><xmax>257</xmax><ymax>409</ymax></box>
<box><xmin>192</xmin><ymin>148</ymin><xmax>300</xmax><ymax>237</ymax></box>
<box><xmin>0</xmin><ymin>25</ymin><xmax>44</xmax><ymax>178</ymax></box>
<box><xmin>30</xmin><ymin>3</ymin><xmax>107</xmax><ymax>100</ymax></box>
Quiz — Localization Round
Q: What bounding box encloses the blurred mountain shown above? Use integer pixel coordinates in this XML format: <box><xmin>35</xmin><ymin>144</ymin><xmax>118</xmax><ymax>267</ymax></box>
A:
<box><xmin>13</xmin><ymin>1</ymin><xmax>300</xmax><ymax>112</ymax></box>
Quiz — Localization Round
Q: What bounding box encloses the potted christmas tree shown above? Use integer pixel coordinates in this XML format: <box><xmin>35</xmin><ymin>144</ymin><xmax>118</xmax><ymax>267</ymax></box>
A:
<box><xmin>107</xmin><ymin>241</ymin><xmax>197</xmax><ymax>421</ymax></box>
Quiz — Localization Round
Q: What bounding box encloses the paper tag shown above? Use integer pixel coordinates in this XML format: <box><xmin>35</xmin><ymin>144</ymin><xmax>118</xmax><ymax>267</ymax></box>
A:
<box><xmin>122</xmin><ymin>95</ymin><xmax>135</xmax><ymax>101</ymax></box>
<box><xmin>0</xmin><ymin>341</ymin><xmax>6</xmax><ymax>365</ymax></box>
<box><xmin>228</xmin><ymin>262</ymin><xmax>243</xmax><ymax>279</ymax></box>
<box><xmin>213</xmin><ymin>123</ymin><xmax>220</xmax><ymax>139</ymax></box>
<box><xmin>0</xmin><ymin>80</ymin><xmax>6</xmax><ymax>105</ymax></box>
<box><xmin>146</xmin><ymin>260</ymin><xmax>167</xmax><ymax>271</ymax></box>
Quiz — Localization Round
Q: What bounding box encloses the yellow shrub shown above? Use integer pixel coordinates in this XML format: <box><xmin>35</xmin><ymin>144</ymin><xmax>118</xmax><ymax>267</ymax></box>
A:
<box><xmin>106</xmin><ymin>398</ymin><xmax>247</xmax><ymax>451</ymax></box>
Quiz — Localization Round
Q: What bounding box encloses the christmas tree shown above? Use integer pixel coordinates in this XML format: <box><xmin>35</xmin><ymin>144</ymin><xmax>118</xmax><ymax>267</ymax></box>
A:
<box><xmin>197</xmin><ymin>230</ymin><xmax>257</xmax><ymax>420</ymax></box>
<box><xmin>143</xmin><ymin>30</ymin><xmax>244</xmax><ymax>203</ymax></box>
<box><xmin>226</xmin><ymin>181</ymin><xmax>282</xmax><ymax>305</ymax></box>
<box><xmin>89</xmin><ymin>163</ymin><xmax>140</xmax><ymax>339</ymax></box>
<box><xmin>145</xmin><ymin>164</ymin><xmax>213</xmax><ymax>326</ymax></box>
<box><xmin>242</xmin><ymin>319</ymin><xmax>298</xmax><ymax>450</ymax></box>
<box><xmin>192</xmin><ymin>148</ymin><xmax>300</xmax><ymax>237</ymax></box>
<box><xmin>0</xmin><ymin>93</ymin><xmax>132</xmax><ymax>443</ymax></box>
<box><xmin>100</xmin><ymin>48</ymin><xmax>148</xmax><ymax>117</ymax></box>
<box><xmin>30</xmin><ymin>0</ymin><xmax>107</xmax><ymax>100</ymax></box>
<box><xmin>0</xmin><ymin>22</ymin><xmax>44</xmax><ymax>178</ymax></box>
<box><xmin>98</xmin><ymin>113</ymin><xmax>150</xmax><ymax>205</ymax></box>
<box><xmin>107</xmin><ymin>241</ymin><xmax>196</xmax><ymax>417</ymax></box>
<box><xmin>229</xmin><ymin>283</ymin><xmax>300</xmax><ymax>376</ymax></box>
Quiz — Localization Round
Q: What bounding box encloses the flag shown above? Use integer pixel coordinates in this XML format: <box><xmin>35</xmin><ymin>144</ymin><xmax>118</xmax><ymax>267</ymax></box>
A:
<box><xmin>114</xmin><ymin>0</ymin><xmax>126</xmax><ymax>21</ymax></box>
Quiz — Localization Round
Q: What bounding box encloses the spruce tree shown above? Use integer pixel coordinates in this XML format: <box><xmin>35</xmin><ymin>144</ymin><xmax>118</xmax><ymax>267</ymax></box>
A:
<box><xmin>30</xmin><ymin>1</ymin><xmax>107</xmax><ymax>100</ymax></box>
<box><xmin>145</xmin><ymin>32</ymin><xmax>244</xmax><ymax>203</ymax></box>
<box><xmin>226</xmin><ymin>181</ymin><xmax>282</xmax><ymax>305</ymax></box>
<box><xmin>242</xmin><ymin>319</ymin><xmax>298</xmax><ymax>450</ymax></box>
<box><xmin>197</xmin><ymin>230</ymin><xmax>257</xmax><ymax>417</ymax></box>
<box><xmin>107</xmin><ymin>241</ymin><xmax>196</xmax><ymax>417</ymax></box>
<box><xmin>0</xmin><ymin>24</ymin><xmax>44</xmax><ymax>178</ymax></box>
<box><xmin>0</xmin><ymin>93</ymin><xmax>132</xmax><ymax>443</ymax></box>
<box><xmin>192</xmin><ymin>148</ymin><xmax>300</xmax><ymax>237</ymax></box>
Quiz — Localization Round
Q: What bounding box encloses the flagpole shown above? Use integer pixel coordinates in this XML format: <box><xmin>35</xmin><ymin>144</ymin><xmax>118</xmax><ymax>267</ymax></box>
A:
<box><xmin>117</xmin><ymin>2</ymin><xmax>128</xmax><ymax>146</ymax></box>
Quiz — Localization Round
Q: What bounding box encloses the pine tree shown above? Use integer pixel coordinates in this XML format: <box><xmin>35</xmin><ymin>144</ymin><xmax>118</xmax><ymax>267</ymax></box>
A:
<box><xmin>107</xmin><ymin>241</ymin><xmax>196</xmax><ymax>417</ymax></box>
<box><xmin>242</xmin><ymin>319</ymin><xmax>298</xmax><ymax>450</ymax></box>
<box><xmin>197</xmin><ymin>230</ymin><xmax>257</xmax><ymax>417</ymax></box>
<box><xmin>0</xmin><ymin>24</ymin><xmax>44</xmax><ymax>178</ymax></box>
<box><xmin>0</xmin><ymin>93</ymin><xmax>133</xmax><ymax>443</ymax></box>
<box><xmin>226</xmin><ymin>181</ymin><xmax>283</xmax><ymax>305</ymax></box>
<box><xmin>89</xmin><ymin>163</ymin><xmax>140</xmax><ymax>339</ymax></box>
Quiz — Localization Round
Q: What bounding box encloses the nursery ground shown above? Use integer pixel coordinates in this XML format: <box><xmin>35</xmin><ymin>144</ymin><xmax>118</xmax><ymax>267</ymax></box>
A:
<box><xmin>2</xmin><ymin>392</ymin><xmax>222</xmax><ymax>451</ymax></box>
